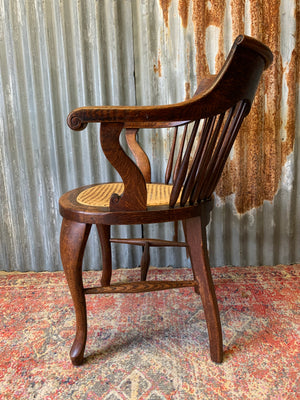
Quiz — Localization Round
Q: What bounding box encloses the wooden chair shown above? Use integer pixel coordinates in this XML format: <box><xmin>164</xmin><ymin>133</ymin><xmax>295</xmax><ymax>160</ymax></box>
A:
<box><xmin>59</xmin><ymin>35</ymin><xmax>273</xmax><ymax>365</ymax></box>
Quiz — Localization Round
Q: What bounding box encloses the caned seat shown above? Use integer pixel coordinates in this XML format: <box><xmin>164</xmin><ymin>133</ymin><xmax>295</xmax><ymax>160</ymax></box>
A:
<box><xmin>76</xmin><ymin>183</ymin><xmax>177</xmax><ymax>207</ymax></box>
<box><xmin>59</xmin><ymin>35</ymin><xmax>273</xmax><ymax>366</ymax></box>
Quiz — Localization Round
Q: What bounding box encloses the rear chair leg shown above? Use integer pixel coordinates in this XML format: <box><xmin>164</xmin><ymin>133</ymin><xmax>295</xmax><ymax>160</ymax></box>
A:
<box><xmin>60</xmin><ymin>218</ymin><xmax>91</xmax><ymax>366</ymax></box>
<box><xmin>140</xmin><ymin>242</ymin><xmax>150</xmax><ymax>281</ymax></box>
<box><xmin>184</xmin><ymin>216</ymin><xmax>223</xmax><ymax>363</ymax></box>
<box><xmin>96</xmin><ymin>224</ymin><xmax>112</xmax><ymax>286</ymax></box>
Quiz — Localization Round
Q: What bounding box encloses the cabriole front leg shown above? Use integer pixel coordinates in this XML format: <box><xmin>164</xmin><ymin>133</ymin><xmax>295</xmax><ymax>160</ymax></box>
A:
<box><xmin>60</xmin><ymin>218</ymin><xmax>91</xmax><ymax>366</ymax></box>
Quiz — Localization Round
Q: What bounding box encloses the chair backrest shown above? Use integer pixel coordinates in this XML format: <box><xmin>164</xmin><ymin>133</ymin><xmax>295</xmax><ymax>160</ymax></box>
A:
<box><xmin>165</xmin><ymin>100</ymin><xmax>248</xmax><ymax>207</ymax></box>
<box><xmin>163</xmin><ymin>35</ymin><xmax>273</xmax><ymax>207</ymax></box>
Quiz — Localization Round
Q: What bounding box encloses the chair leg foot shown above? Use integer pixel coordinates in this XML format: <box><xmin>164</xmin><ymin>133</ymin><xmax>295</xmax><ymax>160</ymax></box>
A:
<box><xmin>60</xmin><ymin>218</ymin><xmax>91</xmax><ymax>366</ymax></box>
<box><xmin>70</xmin><ymin>331</ymin><xmax>87</xmax><ymax>366</ymax></box>
<box><xmin>184</xmin><ymin>216</ymin><xmax>223</xmax><ymax>363</ymax></box>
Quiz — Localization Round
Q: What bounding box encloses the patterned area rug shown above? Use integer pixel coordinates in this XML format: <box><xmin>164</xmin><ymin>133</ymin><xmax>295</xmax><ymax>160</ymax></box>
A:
<box><xmin>0</xmin><ymin>265</ymin><xmax>299</xmax><ymax>399</ymax></box>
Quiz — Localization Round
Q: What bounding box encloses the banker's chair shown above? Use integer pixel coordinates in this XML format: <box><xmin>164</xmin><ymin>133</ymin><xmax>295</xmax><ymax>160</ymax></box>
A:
<box><xmin>59</xmin><ymin>35</ymin><xmax>273</xmax><ymax>365</ymax></box>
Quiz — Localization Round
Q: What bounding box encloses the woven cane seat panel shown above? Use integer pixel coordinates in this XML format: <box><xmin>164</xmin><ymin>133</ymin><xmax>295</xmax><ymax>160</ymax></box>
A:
<box><xmin>76</xmin><ymin>183</ymin><xmax>175</xmax><ymax>207</ymax></box>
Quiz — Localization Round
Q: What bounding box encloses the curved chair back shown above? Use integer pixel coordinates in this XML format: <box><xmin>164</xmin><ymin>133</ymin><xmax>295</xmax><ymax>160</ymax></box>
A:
<box><xmin>164</xmin><ymin>35</ymin><xmax>273</xmax><ymax>207</ymax></box>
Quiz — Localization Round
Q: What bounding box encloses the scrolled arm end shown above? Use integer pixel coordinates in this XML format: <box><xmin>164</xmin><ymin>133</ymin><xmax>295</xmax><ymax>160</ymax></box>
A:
<box><xmin>67</xmin><ymin>112</ymin><xmax>88</xmax><ymax>131</ymax></box>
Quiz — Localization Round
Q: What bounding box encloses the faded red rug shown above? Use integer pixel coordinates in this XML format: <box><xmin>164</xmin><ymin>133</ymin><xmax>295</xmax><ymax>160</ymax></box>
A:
<box><xmin>0</xmin><ymin>265</ymin><xmax>299</xmax><ymax>399</ymax></box>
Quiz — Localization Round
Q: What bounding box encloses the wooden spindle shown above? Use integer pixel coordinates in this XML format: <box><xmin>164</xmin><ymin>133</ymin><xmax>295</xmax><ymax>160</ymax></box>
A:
<box><xmin>198</xmin><ymin>105</ymin><xmax>236</xmax><ymax>199</ymax></box>
<box><xmin>173</xmin><ymin>124</ymin><xmax>188</xmax><ymax>183</ymax></box>
<box><xmin>165</xmin><ymin>127</ymin><xmax>178</xmax><ymax>184</ymax></box>
<box><xmin>180</xmin><ymin>117</ymin><xmax>215</xmax><ymax>206</ymax></box>
<box><xmin>190</xmin><ymin>112</ymin><xmax>225</xmax><ymax>203</ymax></box>
<box><xmin>205</xmin><ymin>101</ymin><xmax>248</xmax><ymax>199</ymax></box>
<box><xmin>169</xmin><ymin>120</ymin><xmax>200</xmax><ymax>207</ymax></box>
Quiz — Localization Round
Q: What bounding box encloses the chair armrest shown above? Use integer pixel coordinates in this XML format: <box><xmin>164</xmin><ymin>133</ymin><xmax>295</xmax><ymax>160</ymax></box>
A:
<box><xmin>67</xmin><ymin>103</ymin><xmax>193</xmax><ymax>131</ymax></box>
<box><xmin>67</xmin><ymin>75</ymin><xmax>218</xmax><ymax>131</ymax></box>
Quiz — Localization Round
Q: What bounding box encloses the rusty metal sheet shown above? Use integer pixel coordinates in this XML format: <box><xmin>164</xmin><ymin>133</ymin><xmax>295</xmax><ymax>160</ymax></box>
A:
<box><xmin>0</xmin><ymin>0</ymin><xmax>299</xmax><ymax>271</ymax></box>
<box><xmin>137</xmin><ymin>0</ymin><xmax>300</xmax><ymax>267</ymax></box>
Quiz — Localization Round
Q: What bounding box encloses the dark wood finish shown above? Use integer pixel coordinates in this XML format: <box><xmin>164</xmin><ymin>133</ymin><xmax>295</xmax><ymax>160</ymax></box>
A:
<box><xmin>110</xmin><ymin>238</ymin><xmax>188</xmax><ymax>247</ymax></box>
<box><xmin>60</xmin><ymin>219</ymin><xmax>91</xmax><ymax>366</ymax></box>
<box><xmin>125</xmin><ymin>128</ymin><xmax>151</xmax><ymax>183</ymax></box>
<box><xmin>184</xmin><ymin>215</ymin><xmax>223</xmax><ymax>363</ymax></box>
<box><xmin>59</xmin><ymin>35</ymin><xmax>273</xmax><ymax>365</ymax></box>
<box><xmin>100</xmin><ymin>122</ymin><xmax>147</xmax><ymax>211</ymax></box>
<box><xmin>96</xmin><ymin>224</ymin><xmax>112</xmax><ymax>286</ymax></box>
<box><xmin>173</xmin><ymin>124</ymin><xmax>188</xmax><ymax>184</ymax></box>
<box><xmin>140</xmin><ymin>241</ymin><xmax>150</xmax><ymax>281</ymax></box>
<box><xmin>169</xmin><ymin>120</ymin><xmax>200</xmax><ymax>207</ymax></box>
<box><xmin>165</xmin><ymin>126</ymin><xmax>178</xmax><ymax>184</ymax></box>
<box><xmin>84</xmin><ymin>280</ymin><xmax>197</xmax><ymax>294</ymax></box>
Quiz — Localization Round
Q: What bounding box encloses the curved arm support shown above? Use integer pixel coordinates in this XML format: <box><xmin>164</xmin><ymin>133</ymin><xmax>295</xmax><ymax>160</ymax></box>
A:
<box><xmin>100</xmin><ymin>123</ymin><xmax>147</xmax><ymax>211</ymax></box>
<box><xmin>125</xmin><ymin>129</ymin><xmax>151</xmax><ymax>183</ymax></box>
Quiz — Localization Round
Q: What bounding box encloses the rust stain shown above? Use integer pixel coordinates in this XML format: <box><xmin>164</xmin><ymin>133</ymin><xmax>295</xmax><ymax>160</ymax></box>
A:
<box><xmin>178</xmin><ymin>0</ymin><xmax>190</xmax><ymax>28</ymax></box>
<box><xmin>192</xmin><ymin>0</ymin><xmax>226</xmax><ymax>82</ymax></box>
<box><xmin>283</xmin><ymin>47</ymin><xmax>298</xmax><ymax>156</ymax></box>
<box><xmin>159</xmin><ymin>0</ymin><xmax>172</xmax><ymax>27</ymax></box>
<box><xmin>185</xmin><ymin>82</ymin><xmax>191</xmax><ymax>99</ymax></box>
<box><xmin>197</xmin><ymin>0</ymin><xmax>300</xmax><ymax>214</ymax></box>
<box><xmin>154</xmin><ymin>56</ymin><xmax>162</xmax><ymax>77</ymax></box>
<box><xmin>158</xmin><ymin>0</ymin><xmax>298</xmax><ymax>213</ymax></box>
<box><xmin>230</xmin><ymin>0</ymin><xmax>245</xmax><ymax>37</ymax></box>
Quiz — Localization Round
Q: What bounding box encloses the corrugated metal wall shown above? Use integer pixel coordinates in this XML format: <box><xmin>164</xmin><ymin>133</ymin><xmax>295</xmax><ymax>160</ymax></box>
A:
<box><xmin>0</xmin><ymin>0</ymin><xmax>299</xmax><ymax>272</ymax></box>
